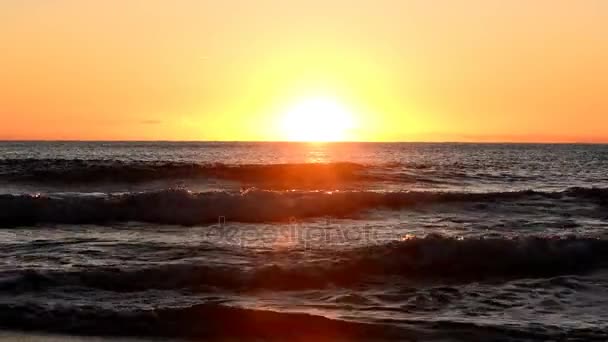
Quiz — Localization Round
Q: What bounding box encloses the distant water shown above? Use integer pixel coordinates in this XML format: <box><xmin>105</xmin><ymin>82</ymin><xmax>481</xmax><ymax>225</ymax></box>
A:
<box><xmin>1</xmin><ymin>141</ymin><xmax>608</xmax><ymax>341</ymax></box>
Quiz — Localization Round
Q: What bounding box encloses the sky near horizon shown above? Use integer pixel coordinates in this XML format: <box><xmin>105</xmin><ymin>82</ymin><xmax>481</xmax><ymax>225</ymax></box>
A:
<box><xmin>1</xmin><ymin>1</ymin><xmax>607</xmax><ymax>142</ymax></box>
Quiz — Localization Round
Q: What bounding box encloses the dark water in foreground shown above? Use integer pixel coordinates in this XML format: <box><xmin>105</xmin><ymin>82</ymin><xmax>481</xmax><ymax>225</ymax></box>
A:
<box><xmin>1</xmin><ymin>142</ymin><xmax>608</xmax><ymax>341</ymax></box>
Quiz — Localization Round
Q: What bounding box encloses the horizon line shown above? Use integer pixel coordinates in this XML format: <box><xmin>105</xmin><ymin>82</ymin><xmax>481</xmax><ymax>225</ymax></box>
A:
<box><xmin>2</xmin><ymin>139</ymin><xmax>608</xmax><ymax>145</ymax></box>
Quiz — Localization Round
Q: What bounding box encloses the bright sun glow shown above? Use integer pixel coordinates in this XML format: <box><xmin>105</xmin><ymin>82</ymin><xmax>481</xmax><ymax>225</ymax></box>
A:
<box><xmin>280</xmin><ymin>96</ymin><xmax>356</xmax><ymax>142</ymax></box>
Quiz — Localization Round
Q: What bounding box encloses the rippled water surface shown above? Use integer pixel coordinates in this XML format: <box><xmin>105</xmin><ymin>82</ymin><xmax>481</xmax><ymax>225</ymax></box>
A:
<box><xmin>1</xmin><ymin>142</ymin><xmax>608</xmax><ymax>340</ymax></box>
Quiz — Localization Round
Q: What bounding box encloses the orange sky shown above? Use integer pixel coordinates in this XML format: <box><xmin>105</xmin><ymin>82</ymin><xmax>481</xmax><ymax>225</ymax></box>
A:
<box><xmin>1</xmin><ymin>0</ymin><xmax>607</xmax><ymax>142</ymax></box>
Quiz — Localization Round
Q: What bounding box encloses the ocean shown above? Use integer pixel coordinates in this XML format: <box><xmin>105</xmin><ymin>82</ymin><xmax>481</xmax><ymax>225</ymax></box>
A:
<box><xmin>1</xmin><ymin>141</ymin><xmax>607</xmax><ymax>341</ymax></box>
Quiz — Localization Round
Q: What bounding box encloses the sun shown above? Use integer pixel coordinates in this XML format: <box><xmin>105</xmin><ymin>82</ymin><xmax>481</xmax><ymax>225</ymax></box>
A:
<box><xmin>280</xmin><ymin>96</ymin><xmax>356</xmax><ymax>142</ymax></box>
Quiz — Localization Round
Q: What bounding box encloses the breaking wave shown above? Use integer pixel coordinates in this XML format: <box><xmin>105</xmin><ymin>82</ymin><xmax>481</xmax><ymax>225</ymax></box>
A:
<box><xmin>0</xmin><ymin>159</ymin><xmax>381</xmax><ymax>187</ymax></box>
<box><xmin>1</xmin><ymin>187</ymin><xmax>606</xmax><ymax>226</ymax></box>
<box><xmin>3</xmin><ymin>235</ymin><xmax>608</xmax><ymax>293</ymax></box>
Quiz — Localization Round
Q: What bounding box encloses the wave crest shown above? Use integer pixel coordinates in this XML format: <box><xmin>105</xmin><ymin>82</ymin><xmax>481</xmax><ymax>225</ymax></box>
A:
<box><xmin>1</xmin><ymin>187</ymin><xmax>606</xmax><ymax>226</ymax></box>
<box><xmin>3</xmin><ymin>236</ymin><xmax>608</xmax><ymax>292</ymax></box>
<box><xmin>0</xmin><ymin>159</ymin><xmax>377</xmax><ymax>188</ymax></box>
